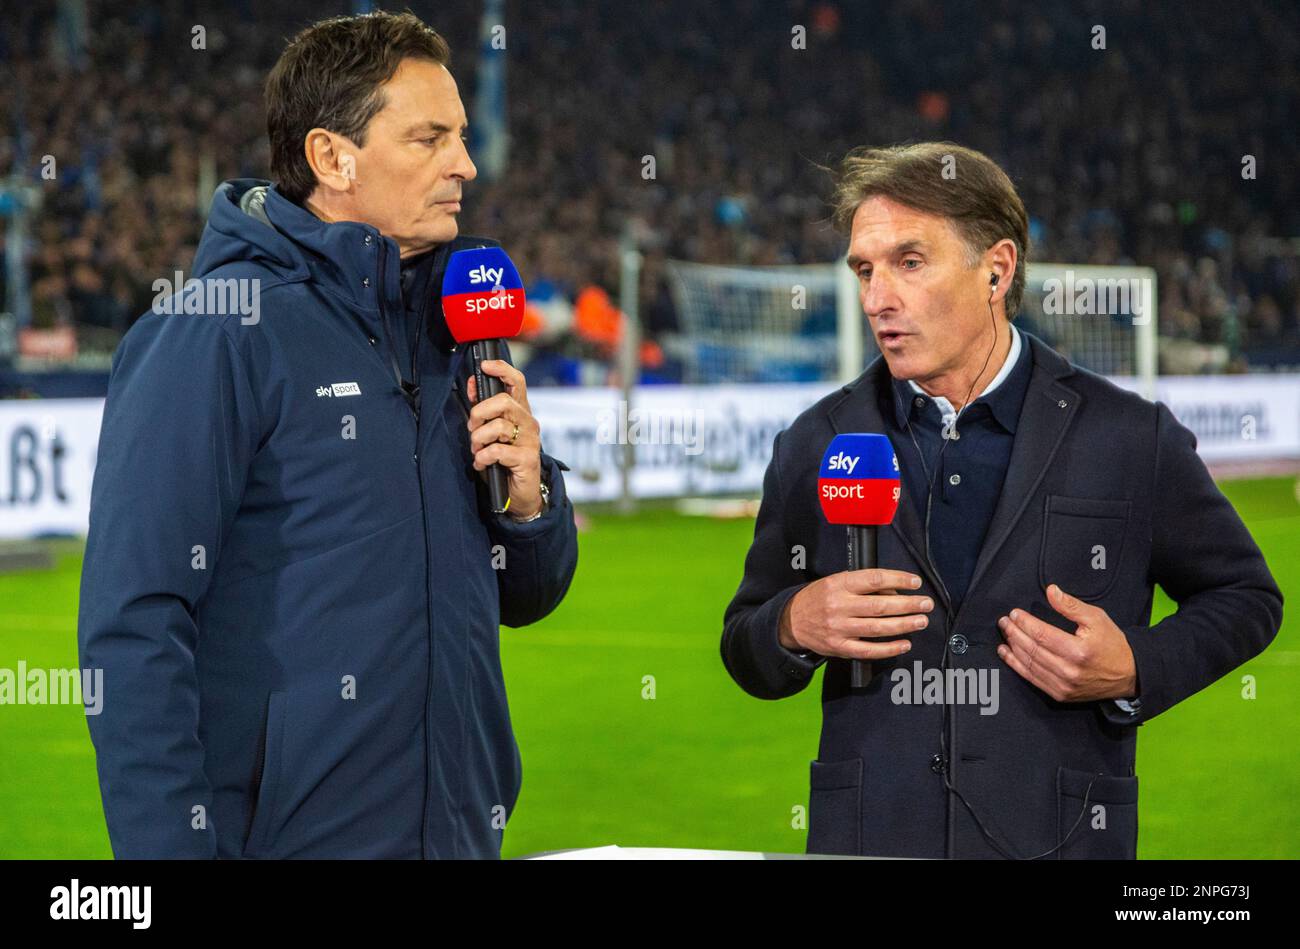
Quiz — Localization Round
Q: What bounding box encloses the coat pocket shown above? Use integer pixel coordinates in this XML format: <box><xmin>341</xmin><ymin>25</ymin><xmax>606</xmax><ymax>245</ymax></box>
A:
<box><xmin>806</xmin><ymin>758</ymin><xmax>863</xmax><ymax>856</ymax></box>
<box><xmin>1039</xmin><ymin>495</ymin><xmax>1130</xmax><ymax>601</ymax></box>
<box><xmin>1055</xmin><ymin>766</ymin><xmax>1138</xmax><ymax>859</ymax></box>
<box><xmin>243</xmin><ymin>690</ymin><xmax>287</xmax><ymax>859</ymax></box>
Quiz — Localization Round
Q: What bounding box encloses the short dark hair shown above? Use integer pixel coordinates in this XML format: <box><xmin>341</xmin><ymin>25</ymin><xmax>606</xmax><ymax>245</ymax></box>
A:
<box><xmin>830</xmin><ymin>142</ymin><xmax>1030</xmax><ymax>318</ymax></box>
<box><xmin>265</xmin><ymin>10</ymin><xmax>452</xmax><ymax>204</ymax></box>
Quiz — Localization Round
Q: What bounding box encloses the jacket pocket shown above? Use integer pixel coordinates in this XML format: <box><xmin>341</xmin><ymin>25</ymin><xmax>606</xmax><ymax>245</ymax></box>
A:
<box><xmin>806</xmin><ymin>758</ymin><xmax>863</xmax><ymax>856</ymax></box>
<box><xmin>1055</xmin><ymin>765</ymin><xmax>1138</xmax><ymax>859</ymax></box>
<box><xmin>243</xmin><ymin>690</ymin><xmax>287</xmax><ymax>859</ymax></box>
<box><xmin>1039</xmin><ymin>495</ymin><xmax>1130</xmax><ymax>601</ymax></box>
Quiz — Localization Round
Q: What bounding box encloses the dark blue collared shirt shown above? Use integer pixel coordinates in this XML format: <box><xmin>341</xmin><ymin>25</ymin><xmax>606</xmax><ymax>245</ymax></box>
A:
<box><xmin>397</xmin><ymin>247</ymin><xmax>444</xmax><ymax>371</ymax></box>
<box><xmin>878</xmin><ymin>323</ymin><xmax>1033</xmax><ymax>614</ymax></box>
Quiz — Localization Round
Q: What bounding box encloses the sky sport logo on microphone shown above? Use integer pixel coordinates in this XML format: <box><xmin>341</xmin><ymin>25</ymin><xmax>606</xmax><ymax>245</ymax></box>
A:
<box><xmin>441</xmin><ymin>247</ymin><xmax>526</xmax><ymax>340</ymax></box>
<box><xmin>816</xmin><ymin>433</ymin><xmax>900</xmax><ymax>526</ymax></box>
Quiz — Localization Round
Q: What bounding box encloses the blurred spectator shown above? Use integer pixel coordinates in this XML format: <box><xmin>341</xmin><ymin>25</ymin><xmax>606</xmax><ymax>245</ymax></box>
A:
<box><xmin>0</xmin><ymin>0</ymin><xmax>1297</xmax><ymax>377</ymax></box>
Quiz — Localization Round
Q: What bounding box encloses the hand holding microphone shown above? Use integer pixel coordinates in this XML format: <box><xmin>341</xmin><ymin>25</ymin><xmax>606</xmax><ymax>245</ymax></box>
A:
<box><xmin>443</xmin><ymin>247</ymin><xmax>544</xmax><ymax>518</ymax></box>
<box><xmin>780</xmin><ymin>434</ymin><xmax>933</xmax><ymax>684</ymax></box>
<box><xmin>779</xmin><ymin>568</ymin><xmax>932</xmax><ymax>660</ymax></box>
<box><xmin>465</xmin><ymin>359</ymin><xmax>544</xmax><ymax>519</ymax></box>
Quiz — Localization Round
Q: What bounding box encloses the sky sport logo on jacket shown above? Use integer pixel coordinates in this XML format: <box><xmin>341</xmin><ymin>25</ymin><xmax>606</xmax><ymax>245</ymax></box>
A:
<box><xmin>816</xmin><ymin>433</ymin><xmax>900</xmax><ymax>526</ymax></box>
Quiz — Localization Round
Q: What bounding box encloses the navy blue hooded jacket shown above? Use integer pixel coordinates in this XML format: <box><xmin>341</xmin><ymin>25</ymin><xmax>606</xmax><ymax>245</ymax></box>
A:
<box><xmin>77</xmin><ymin>178</ymin><xmax>579</xmax><ymax>859</ymax></box>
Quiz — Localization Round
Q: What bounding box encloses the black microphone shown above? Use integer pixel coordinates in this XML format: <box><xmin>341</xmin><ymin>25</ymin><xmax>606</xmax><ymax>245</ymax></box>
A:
<box><xmin>817</xmin><ymin>434</ymin><xmax>903</xmax><ymax>688</ymax></box>
<box><xmin>441</xmin><ymin>247</ymin><xmax>527</xmax><ymax>514</ymax></box>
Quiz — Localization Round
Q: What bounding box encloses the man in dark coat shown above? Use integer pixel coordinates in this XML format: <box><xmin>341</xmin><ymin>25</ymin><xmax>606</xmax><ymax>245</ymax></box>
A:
<box><xmin>721</xmin><ymin>142</ymin><xmax>1282</xmax><ymax>859</ymax></box>
<box><xmin>78</xmin><ymin>12</ymin><xmax>578</xmax><ymax>859</ymax></box>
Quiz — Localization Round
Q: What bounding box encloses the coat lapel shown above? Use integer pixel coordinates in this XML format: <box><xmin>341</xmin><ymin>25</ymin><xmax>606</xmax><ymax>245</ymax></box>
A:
<box><xmin>964</xmin><ymin>335</ymin><xmax>1081</xmax><ymax>602</ymax></box>
<box><xmin>827</xmin><ymin>356</ymin><xmax>944</xmax><ymax>597</ymax></box>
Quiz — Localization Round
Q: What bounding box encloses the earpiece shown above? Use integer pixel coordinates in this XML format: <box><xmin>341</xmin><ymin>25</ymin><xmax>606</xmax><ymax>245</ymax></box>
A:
<box><xmin>989</xmin><ymin>272</ymin><xmax>999</xmax><ymax>288</ymax></box>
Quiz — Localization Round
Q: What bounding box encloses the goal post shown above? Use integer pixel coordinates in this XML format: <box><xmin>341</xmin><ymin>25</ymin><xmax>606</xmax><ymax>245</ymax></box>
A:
<box><xmin>1019</xmin><ymin>263</ymin><xmax>1158</xmax><ymax>400</ymax></box>
<box><xmin>663</xmin><ymin>259</ymin><xmax>1157</xmax><ymax>397</ymax></box>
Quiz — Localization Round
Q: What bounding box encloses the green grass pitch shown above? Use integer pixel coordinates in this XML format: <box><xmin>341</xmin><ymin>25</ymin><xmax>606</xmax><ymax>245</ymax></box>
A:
<box><xmin>1</xmin><ymin>476</ymin><xmax>1296</xmax><ymax>858</ymax></box>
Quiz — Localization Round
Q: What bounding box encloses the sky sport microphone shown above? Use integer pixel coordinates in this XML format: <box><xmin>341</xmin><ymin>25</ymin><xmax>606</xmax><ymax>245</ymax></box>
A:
<box><xmin>442</xmin><ymin>246</ymin><xmax>527</xmax><ymax>514</ymax></box>
<box><xmin>817</xmin><ymin>433</ymin><xmax>902</xmax><ymax>689</ymax></box>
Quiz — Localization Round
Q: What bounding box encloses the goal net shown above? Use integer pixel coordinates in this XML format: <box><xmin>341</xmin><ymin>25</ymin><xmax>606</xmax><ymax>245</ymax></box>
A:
<box><xmin>663</xmin><ymin>260</ymin><xmax>1157</xmax><ymax>396</ymax></box>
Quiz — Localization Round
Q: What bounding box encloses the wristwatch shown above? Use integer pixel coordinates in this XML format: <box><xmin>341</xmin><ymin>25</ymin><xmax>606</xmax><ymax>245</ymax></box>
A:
<box><xmin>511</xmin><ymin>478</ymin><xmax>550</xmax><ymax>523</ymax></box>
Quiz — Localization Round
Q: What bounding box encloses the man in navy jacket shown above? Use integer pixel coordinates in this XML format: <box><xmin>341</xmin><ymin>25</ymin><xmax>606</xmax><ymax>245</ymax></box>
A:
<box><xmin>78</xmin><ymin>12</ymin><xmax>578</xmax><ymax>859</ymax></box>
<box><xmin>722</xmin><ymin>142</ymin><xmax>1282</xmax><ymax>858</ymax></box>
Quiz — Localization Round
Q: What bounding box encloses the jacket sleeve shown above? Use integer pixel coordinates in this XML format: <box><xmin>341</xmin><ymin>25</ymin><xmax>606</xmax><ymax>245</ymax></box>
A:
<box><xmin>721</xmin><ymin>429</ymin><xmax>824</xmax><ymax>700</ymax></box>
<box><xmin>485</xmin><ymin>451</ymin><xmax>579</xmax><ymax>627</ymax></box>
<box><xmin>78</xmin><ymin>312</ymin><xmax>261</xmax><ymax>858</ymax></box>
<box><xmin>474</xmin><ymin>336</ymin><xmax>578</xmax><ymax>627</ymax></box>
<box><xmin>1098</xmin><ymin>400</ymin><xmax>1283</xmax><ymax>726</ymax></box>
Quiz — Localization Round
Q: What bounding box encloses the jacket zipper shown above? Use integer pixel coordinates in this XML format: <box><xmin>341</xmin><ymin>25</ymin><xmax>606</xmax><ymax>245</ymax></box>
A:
<box><xmin>377</xmin><ymin>237</ymin><xmax>440</xmax><ymax>859</ymax></box>
<box><xmin>245</xmin><ymin>720</ymin><xmax>268</xmax><ymax>845</ymax></box>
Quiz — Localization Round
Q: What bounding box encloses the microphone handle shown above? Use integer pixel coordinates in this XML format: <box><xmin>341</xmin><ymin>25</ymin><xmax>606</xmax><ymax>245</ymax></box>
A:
<box><xmin>847</xmin><ymin>525</ymin><xmax>877</xmax><ymax>689</ymax></box>
<box><xmin>471</xmin><ymin>338</ymin><xmax>512</xmax><ymax>514</ymax></box>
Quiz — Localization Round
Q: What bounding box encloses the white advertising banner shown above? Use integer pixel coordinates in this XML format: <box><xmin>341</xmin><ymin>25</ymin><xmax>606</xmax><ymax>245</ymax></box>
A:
<box><xmin>1112</xmin><ymin>375</ymin><xmax>1300</xmax><ymax>462</ymax></box>
<box><xmin>1</xmin><ymin>374</ymin><xmax>1296</xmax><ymax>537</ymax></box>
<box><xmin>529</xmin><ymin>383</ymin><xmax>837</xmax><ymax>502</ymax></box>
<box><xmin>0</xmin><ymin>398</ymin><xmax>104</xmax><ymax>539</ymax></box>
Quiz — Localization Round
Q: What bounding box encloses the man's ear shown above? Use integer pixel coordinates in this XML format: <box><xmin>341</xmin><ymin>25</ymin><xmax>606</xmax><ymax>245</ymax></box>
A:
<box><xmin>303</xmin><ymin>128</ymin><xmax>356</xmax><ymax>193</ymax></box>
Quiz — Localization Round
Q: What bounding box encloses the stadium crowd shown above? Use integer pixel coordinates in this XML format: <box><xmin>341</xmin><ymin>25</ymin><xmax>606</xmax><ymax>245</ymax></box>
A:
<box><xmin>2</xmin><ymin>0</ymin><xmax>1297</xmax><ymax>383</ymax></box>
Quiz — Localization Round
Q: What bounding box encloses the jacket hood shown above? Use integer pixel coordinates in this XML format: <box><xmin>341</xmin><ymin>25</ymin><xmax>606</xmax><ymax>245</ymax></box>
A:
<box><xmin>192</xmin><ymin>179</ymin><xmax>310</xmax><ymax>285</ymax></box>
